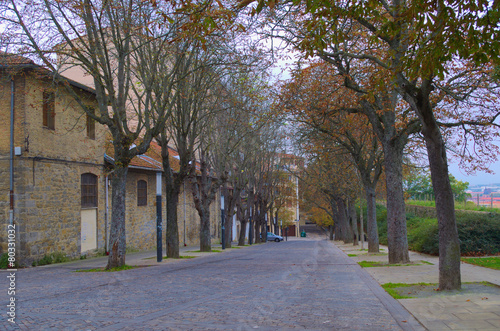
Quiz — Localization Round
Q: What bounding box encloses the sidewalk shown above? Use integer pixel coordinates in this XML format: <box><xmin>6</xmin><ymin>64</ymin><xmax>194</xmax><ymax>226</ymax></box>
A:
<box><xmin>335</xmin><ymin>241</ymin><xmax>500</xmax><ymax>331</ymax></box>
<box><xmin>36</xmin><ymin>242</ymin><xmax>248</xmax><ymax>270</ymax></box>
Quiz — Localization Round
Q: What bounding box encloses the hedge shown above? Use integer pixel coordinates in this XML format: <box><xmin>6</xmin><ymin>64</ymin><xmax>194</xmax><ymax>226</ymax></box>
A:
<box><xmin>374</xmin><ymin>205</ymin><xmax>500</xmax><ymax>256</ymax></box>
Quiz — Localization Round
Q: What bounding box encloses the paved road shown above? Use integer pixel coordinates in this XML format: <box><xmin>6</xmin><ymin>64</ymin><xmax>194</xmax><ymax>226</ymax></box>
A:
<box><xmin>1</xmin><ymin>226</ymin><xmax>423</xmax><ymax>330</ymax></box>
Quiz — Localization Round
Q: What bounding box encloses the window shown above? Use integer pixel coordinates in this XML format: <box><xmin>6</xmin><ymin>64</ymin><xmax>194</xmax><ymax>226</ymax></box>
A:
<box><xmin>81</xmin><ymin>173</ymin><xmax>98</xmax><ymax>208</ymax></box>
<box><xmin>137</xmin><ymin>180</ymin><xmax>147</xmax><ymax>206</ymax></box>
<box><xmin>43</xmin><ymin>91</ymin><xmax>55</xmax><ymax>130</ymax></box>
<box><xmin>86</xmin><ymin>107</ymin><xmax>95</xmax><ymax>139</ymax></box>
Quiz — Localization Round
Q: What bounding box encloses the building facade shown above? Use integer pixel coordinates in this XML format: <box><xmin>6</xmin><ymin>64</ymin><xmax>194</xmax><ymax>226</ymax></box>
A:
<box><xmin>1</xmin><ymin>53</ymin><xmax>220</xmax><ymax>266</ymax></box>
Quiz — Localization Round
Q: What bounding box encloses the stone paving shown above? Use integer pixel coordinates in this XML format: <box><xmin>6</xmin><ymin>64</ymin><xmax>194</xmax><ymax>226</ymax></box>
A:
<box><xmin>335</xmin><ymin>239</ymin><xmax>500</xmax><ymax>331</ymax></box>
<box><xmin>1</xmin><ymin>226</ymin><xmax>424</xmax><ymax>330</ymax></box>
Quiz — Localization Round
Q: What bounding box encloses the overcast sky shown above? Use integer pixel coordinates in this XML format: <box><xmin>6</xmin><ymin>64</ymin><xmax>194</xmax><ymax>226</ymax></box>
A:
<box><xmin>449</xmin><ymin>161</ymin><xmax>499</xmax><ymax>187</ymax></box>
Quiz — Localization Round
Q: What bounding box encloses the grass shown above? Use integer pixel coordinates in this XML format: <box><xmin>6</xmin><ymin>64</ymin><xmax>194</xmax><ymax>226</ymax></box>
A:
<box><xmin>75</xmin><ymin>265</ymin><xmax>139</xmax><ymax>272</ymax></box>
<box><xmin>381</xmin><ymin>282</ymin><xmax>435</xmax><ymax>299</ymax></box>
<box><xmin>358</xmin><ymin>260</ymin><xmax>429</xmax><ymax>267</ymax></box>
<box><xmin>144</xmin><ymin>255</ymin><xmax>197</xmax><ymax>260</ymax></box>
<box><xmin>461</xmin><ymin>256</ymin><xmax>500</xmax><ymax>270</ymax></box>
<box><xmin>186</xmin><ymin>249</ymin><xmax>222</xmax><ymax>253</ymax></box>
<box><xmin>382</xmin><ymin>281</ymin><xmax>498</xmax><ymax>299</ymax></box>
<box><xmin>347</xmin><ymin>254</ymin><xmax>357</xmax><ymax>257</ymax></box>
<box><xmin>32</xmin><ymin>252</ymin><xmax>69</xmax><ymax>267</ymax></box>
<box><xmin>405</xmin><ymin>199</ymin><xmax>500</xmax><ymax>214</ymax></box>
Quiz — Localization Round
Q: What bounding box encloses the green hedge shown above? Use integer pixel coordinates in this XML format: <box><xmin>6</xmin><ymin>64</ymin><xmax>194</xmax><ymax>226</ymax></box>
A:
<box><xmin>0</xmin><ymin>253</ymin><xmax>8</xmax><ymax>269</ymax></box>
<box><xmin>375</xmin><ymin>205</ymin><xmax>500</xmax><ymax>256</ymax></box>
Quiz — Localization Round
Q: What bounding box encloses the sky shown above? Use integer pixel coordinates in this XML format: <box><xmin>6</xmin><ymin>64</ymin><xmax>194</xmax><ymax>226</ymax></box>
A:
<box><xmin>448</xmin><ymin>161</ymin><xmax>499</xmax><ymax>187</ymax></box>
<box><xmin>271</xmin><ymin>46</ymin><xmax>499</xmax><ymax>188</ymax></box>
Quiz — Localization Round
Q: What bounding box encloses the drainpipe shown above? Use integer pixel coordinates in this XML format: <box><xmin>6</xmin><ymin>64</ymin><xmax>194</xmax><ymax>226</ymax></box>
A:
<box><xmin>296</xmin><ymin>175</ymin><xmax>299</xmax><ymax>236</ymax></box>
<box><xmin>9</xmin><ymin>78</ymin><xmax>14</xmax><ymax>226</ymax></box>
<box><xmin>105</xmin><ymin>175</ymin><xmax>109</xmax><ymax>253</ymax></box>
<box><xmin>183</xmin><ymin>182</ymin><xmax>186</xmax><ymax>246</ymax></box>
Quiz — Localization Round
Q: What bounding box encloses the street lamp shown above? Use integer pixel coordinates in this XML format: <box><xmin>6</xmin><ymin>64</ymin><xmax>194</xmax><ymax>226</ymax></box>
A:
<box><xmin>221</xmin><ymin>195</ymin><xmax>225</xmax><ymax>250</ymax></box>
<box><xmin>265</xmin><ymin>213</ymin><xmax>268</xmax><ymax>239</ymax></box>
<box><xmin>249</xmin><ymin>206</ymin><xmax>253</xmax><ymax>245</ymax></box>
<box><xmin>156</xmin><ymin>172</ymin><xmax>162</xmax><ymax>262</ymax></box>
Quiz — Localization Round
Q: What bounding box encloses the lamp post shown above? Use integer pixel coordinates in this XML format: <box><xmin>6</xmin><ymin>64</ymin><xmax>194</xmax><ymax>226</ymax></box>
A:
<box><xmin>265</xmin><ymin>213</ymin><xmax>268</xmax><ymax>240</ymax></box>
<box><xmin>249</xmin><ymin>206</ymin><xmax>253</xmax><ymax>245</ymax></box>
<box><xmin>221</xmin><ymin>195</ymin><xmax>225</xmax><ymax>250</ymax></box>
<box><xmin>156</xmin><ymin>172</ymin><xmax>162</xmax><ymax>262</ymax></box>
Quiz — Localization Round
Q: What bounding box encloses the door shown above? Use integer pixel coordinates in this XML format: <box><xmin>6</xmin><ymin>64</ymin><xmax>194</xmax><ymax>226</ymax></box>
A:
<box><xmin>81</xmin><ymin>173</ymin><xmax>98</xmax><ymax>253</ymax></box>
<box><xmin>81</xmin><ymin>209</ymin><xmax>97</xmax><ymax>253</ymax></box>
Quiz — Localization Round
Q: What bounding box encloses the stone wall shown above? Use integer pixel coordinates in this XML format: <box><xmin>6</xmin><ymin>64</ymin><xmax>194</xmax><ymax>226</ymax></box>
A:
<box><xmin>1</xmin><ymin>69</ymin><xmax>106</xmax><ymax>265</ymax></box>
<box><xmin>121</xmin><ymin>173</ymin><xmax>221</xmax><ymax>251</ymax></box>
<box><xmin>1</xmin><ymin>69</ymin><xmax>222</xmax><ymax>265</ymax></box>
<box><xmin>12</xmin><ymin>158</ymin><xmax>105</xmax><ymax>265</ymax></box>
<box><xmin>125</xmin><ymin>171</ymin><xmax>157</xmax><ymax>251</ymax></box>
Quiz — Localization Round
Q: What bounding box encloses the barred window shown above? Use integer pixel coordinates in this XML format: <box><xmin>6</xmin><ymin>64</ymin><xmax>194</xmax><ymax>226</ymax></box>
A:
<box><xmin>137</xmin><ymin>180</ymin><xmax>147</xmax><ymax>206</ymax></box>
<box><xmin>81</xmin><ymin>173</ymin><xmax>98</xmax><ymax>208</ymax></box>
<box><xmin>43</xmin><ymin>91</ymin><xmax>55</xmax><ymax>130</ymax></box>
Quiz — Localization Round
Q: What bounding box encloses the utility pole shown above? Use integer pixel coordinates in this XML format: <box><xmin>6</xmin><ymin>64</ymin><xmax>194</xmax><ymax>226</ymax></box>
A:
<box><xmin>156</xmin><ymin>172</ymin><xmax>162</xmax><ymax>262</ymax></box>
<box><xmin>221</xmin><ymin>195</ymin><xmax>225</xmax><ymax>250</ymax></box>
<box><xmin>249</xmin><ymin>206</ymin><xmax>253</xmax><ymax>245</ymax></box>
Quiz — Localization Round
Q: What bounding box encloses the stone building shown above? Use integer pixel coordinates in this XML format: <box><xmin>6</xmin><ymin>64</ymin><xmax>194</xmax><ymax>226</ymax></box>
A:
<box><xmin>0</xmin><ymin>52</ymin><xmax>106</xmax><ymax>264</ymax></box>
<box><xmin>268</xmin><ymin>153</ymin><xmax>305</xmax><ymax>237</ymax></box>
<box><xmin>1</xmin><ymin>53</ymin><xmax>220</xmax><ymax>266</ymax></box>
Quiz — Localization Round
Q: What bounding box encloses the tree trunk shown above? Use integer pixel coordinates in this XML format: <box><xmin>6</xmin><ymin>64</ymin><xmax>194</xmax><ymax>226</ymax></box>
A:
<box><xmin>160</xmin><ymin>142</ymin><xmax>181</xmax><ymax>259</ymax></box>
<box><xmin>359</xmin><ymin>201</ymin><xmax>365</xmax><ymax>249</ymax></box>
<box><xmin>336</xmin><ymin>198</ymin><xmax>353</xmax><ymax>243</ymax></box>
<box><xmin>382</xmin><ymin>143</ymin><xmax>409</xmax><ymax>263</ymax></box>
<box><xmin>254</xmin><ymin>215</ymin><xmax>262</xmax><ymax>243</ymax></box>
<box><xmin>224</xmin><ymin>207</ymin><xmax>234</xmax><ymax>249</ymax></box>
<box><xmin>106</xmin><ymin>164</ymin><xmax>128</xmax><ymax>269</ymax></box>
<box><xmin>349</xmin><ymin>200</ymin><xmax>359</xmax><ymax>246</ymax></box>
<box><xmin>426</xmin><ymin>129</ymin><xmax>461</xmax><ymax>290</ymax></box>
<box><xmin>223</xmin><ymin>186</ymin><xmax>233</xmax><ymax>249</ymax></box>
<box><xmin>274</xmin><ymin>210</ymin><xmax>279</xmax><ymax>234</ymax></box>
<box><xmin>199</xmin><ymin>210</ymin><xmax>211</xmax><ymax>252</ymax></box>
<box><xmin>365</xmin><ymin>186</ymin><xmax>379</xmax><ymax>253</ymax></box>
<box><xmin>410</xmin><ymin>83</ymin><xmax>461</xmax><ymax>290</ymax></box>
<box><xmin>166</xmin><ymin>185</ymin><xmax>180</xmax><ymax>258</ymax></box>
<box><xmin>238</xmin><ymin>220</ymin><xmax>247</xmax><ymax>246</ymax></box>
<box><xmin>360</xmin><ymin>98</ymin><xmax>411</xmax><ymax>263</ymax></box>
<box><xmin>328</xmin><ymin>225</ymin><xmax>334</xmax><ymax>240</ymax></box>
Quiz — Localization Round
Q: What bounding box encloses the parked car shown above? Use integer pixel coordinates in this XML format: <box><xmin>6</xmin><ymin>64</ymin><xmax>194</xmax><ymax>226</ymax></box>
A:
<box><xmin>266</xmin><ymin>232</ymin><xmax>283</xmax><ymax>242</ymax></box>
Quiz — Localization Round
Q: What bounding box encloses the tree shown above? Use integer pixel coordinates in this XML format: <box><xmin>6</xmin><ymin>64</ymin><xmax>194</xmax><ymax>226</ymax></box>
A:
<box><xmin>243</xmin><ymin>0</ymin><xmax>500</xmax><ymax>290</ymax></box>
<box><xmin>6</xmin><ymin>0</ymin><xmax>177</xmax><ymax>268</ymax></box>
<box><xmin>278</xmin><ymin>61</ymin><xmax>384</xmax><ymax>252</ymax></box>
<box><xmin>404</xmin><ymin>169</ymin><xmax>470</xmax><ymax>204</ymax></box>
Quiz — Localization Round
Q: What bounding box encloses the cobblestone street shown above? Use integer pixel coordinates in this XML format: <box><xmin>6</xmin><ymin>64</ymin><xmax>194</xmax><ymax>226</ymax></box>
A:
<box><xmin>1</xmin><ymin>227</ymin><xmax>422</xmax><ymax>330</ymax></box>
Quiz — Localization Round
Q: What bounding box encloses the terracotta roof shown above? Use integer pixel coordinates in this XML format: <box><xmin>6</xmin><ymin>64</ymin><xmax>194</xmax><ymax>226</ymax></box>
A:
<box><xmin>105</xmin><ymin>140</ymin><xmax>201</xmax><ymax>174</ymax></box>
<box><xmin>0</xmin><ymin>51</ymin><xmax>96</xmax><ymax>95</ymax></box>
<box><xmin>0</xmin><ymin>51</ymin><xmax>35</xmax><ymax>65</ymax></box>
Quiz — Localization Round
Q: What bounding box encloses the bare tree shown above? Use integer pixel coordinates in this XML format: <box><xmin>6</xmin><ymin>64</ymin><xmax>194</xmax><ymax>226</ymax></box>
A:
<box><xmin>5</xmin><ymin>0</ymin><xmax>175</xmax><ymax>268</ymax></box>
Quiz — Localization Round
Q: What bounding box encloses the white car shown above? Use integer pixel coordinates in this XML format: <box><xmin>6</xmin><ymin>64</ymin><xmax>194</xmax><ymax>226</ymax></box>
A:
<box><xmin>266</xmin><ymin>232</ymin><xmax>283</xmax><ymax>242</ymax></box>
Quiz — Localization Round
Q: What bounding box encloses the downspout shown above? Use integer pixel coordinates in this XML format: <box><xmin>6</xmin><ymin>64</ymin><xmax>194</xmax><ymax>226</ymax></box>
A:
<box><xmin>105</xmin><ymin>175</ymin><xmax>109</xmax><ymax>253</ymax></box>
<box><xmin>9</xmin><ymin>77</ymin><xmax>14</xmax><ymax>226</ymax></box>
<box><xmin>296</xmin><ymin>176</ymin><xmax>299</xmax><ymax>236</ymax></box>
<box><xmin>183</xmin><ymin>182</ymin><xmax>186</xmax><ymax>246</ymax></box>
